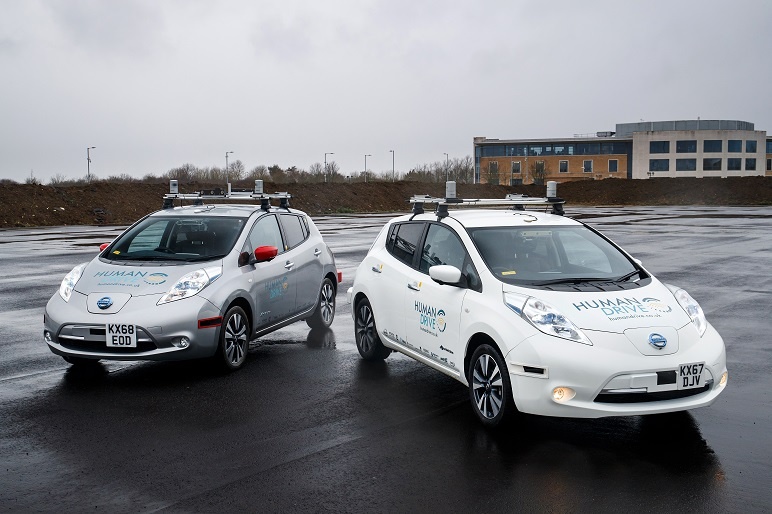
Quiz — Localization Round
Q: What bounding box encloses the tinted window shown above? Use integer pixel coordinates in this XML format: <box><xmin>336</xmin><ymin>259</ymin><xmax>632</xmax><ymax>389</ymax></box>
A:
<box><xmin>703</xmin><ymin>158</ymin><xmax>722</xmax><ymax>171</ymax></box>
<box><xmin>728</xmin><ymin>140</ymin><xmax>742</xmax><ymax>152</ymax></box>
<box><xmin>650</xmin><ymin>141</ymin><xmax>670</xmax><ymax>154</ymax></box>
<box><xmin>649</xmin><ymin>159</ymin><xmax>669</xmax><ymax>171</ymax></box>
<box><xmin>608</xmin><ymin>159</ymin><xmax>618</xmax><ymax>172</ymax></box>
<box><xmin>727</xmin><ymin>158</ymin><xmax>742</xmax><ymax>171</ymax></box>
<box><xmin>676</xmin><ymin>159</ymin><xmax>697</xmax><ymax>171</ymax></box>
<box><xmin>704</xmin><ymin>140</ymin><xmax>722</xmax><ymax>152</ymax></box>
<box><xmin>280</xmin><ymin>214</ymin><xmax>307</xmax><ymax>249</ymax></box>
<box><xmin>387</xmin><ymin>222</ymin><xmax>425</xmax><ymax>266</ymax></box>
<box><xmin>746</xmin><ymin>158</ymin><xmax>756</xmax><ymax>171</ymax></box>
<box><xmin>746</xmin><ymin>140</ymin><xmax>757</xmax><ymax>153</ymax></box>
<box><xmin>676</xmin><ymin>140</ymin><xmax>697</xmax><ymax>153</ymax></box>
<box><xmin>246</xmin><ymin>215</ymin><xmax>284</xmax><ymax>253</ymax></box>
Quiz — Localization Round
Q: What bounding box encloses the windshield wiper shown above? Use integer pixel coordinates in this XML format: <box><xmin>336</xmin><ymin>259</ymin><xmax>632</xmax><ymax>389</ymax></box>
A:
<box><xmin>615</xmin><ymin>269</ymin><xmax>642</xmax><ymax>282</ymax></box>
<box><xmin>532</xmin><ymin>277</ymin><xmax>611</xmax><ymax>286</ymax></box>
<box><xmin>184</xmin><ymin>254</ymin><xmax>226</xmax><ymax>262</ymax></box>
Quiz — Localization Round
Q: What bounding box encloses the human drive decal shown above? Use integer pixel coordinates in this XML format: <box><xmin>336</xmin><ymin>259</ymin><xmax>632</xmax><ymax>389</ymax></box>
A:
<box><xmin>415</xmin><ymin>301</ymin><xmax>447</xmax><ymax>337</ymax></box>
<box><xmin>572</xmin><ymin>296</ymin><xmax>672</xmax><ymax>321</ymax></box>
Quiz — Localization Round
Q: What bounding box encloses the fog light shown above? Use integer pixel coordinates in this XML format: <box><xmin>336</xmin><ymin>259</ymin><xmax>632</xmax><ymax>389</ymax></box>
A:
<box><xmin>44</xmin><ymin>331</ymin><xmax>53</xmax><ymax>343</ymax></box>
<box><xmin>552</xmin><ymin>387</ymin><xmax>576</xmax><ymax>403</ymax></box>
<box><xmin>172</xmin><ymin>337</ymin><xmax>190</xmax><ymax>349</ymax></box>
<box><xmin>719</xmin><ymin>372</ymin><xmax>728</xmax><ymax>387</ymax></box>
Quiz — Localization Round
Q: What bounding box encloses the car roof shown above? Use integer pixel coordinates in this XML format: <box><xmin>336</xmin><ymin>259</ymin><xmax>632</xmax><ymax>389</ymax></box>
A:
<box><xmin>393</xmin><ymin>209</ymin><xmax>582</xmax><ymax>229</ymax></box>
<box><xmin>150</xmin><ymin>204</ymin><xmax>302</xmax><ymax>219</ymax></box>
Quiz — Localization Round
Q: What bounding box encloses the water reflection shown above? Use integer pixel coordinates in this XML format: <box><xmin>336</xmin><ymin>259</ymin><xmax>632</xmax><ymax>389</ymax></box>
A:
<box><xmin>305</xmin><ymin>328</ymin><xmax>337</xmax><ymax>349</ymax></box>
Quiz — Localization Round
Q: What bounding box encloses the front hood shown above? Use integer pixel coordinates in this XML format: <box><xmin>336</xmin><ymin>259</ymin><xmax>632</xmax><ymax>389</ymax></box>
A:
<box><xmin>74</xmin><ymin>258</ymin><xmax>219</xmax><ymax>296</ymax></box>
<box><xmin>505</xmin><ymin>279</ymin><xmax>692</xmax><ymax>334</ymax></box>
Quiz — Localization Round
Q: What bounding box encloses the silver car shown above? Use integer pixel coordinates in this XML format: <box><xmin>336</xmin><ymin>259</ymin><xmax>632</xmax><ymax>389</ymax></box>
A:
<box><xmin>44</xmin><ymin>193</ymin><xmax>339</xmax><ymax>370</ymax></box>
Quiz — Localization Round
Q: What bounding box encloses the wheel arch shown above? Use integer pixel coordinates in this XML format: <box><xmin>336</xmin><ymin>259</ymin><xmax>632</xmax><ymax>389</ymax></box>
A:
<box><xmin>464</xmin><ymin>332</ymin><xmax>505</xmax><ymax>384</ymax></box>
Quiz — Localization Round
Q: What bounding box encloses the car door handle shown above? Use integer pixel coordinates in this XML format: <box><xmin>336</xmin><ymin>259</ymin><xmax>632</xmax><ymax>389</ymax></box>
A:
<box><xmin>284</xmin><ymin>260</ymin><xmax>294</xmax><ymax>270</ymax></box>
<box><xmin>407</xmin><ymin>281</ymin><xmax>421</xmax><ymax>291</ymax></box>
<box><xmin>314</xmin><ymin>248</ymin><xmax>322</xmax><ymax>257</ymax></box>
<box><xmin>371</xmin><ymin>264</ymin><xmax>383</xmax><ymax>273</ymax></box>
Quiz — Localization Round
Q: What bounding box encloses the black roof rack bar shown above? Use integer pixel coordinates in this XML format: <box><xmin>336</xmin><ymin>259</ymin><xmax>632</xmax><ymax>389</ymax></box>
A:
<box><xmin>407</xmin><ymin>193</ymin><xmax>565</xmax><ymax>216</ymax></box>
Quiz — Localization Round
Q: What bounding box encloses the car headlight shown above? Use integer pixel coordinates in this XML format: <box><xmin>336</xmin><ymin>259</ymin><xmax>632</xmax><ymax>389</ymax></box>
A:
<box><xmin>673</xmin><ymin>288</ymin><xmax>707</xmax><ymax>336</ymax></box>
<box><xmin>59</xmin><ymin>263</ymin><xmax>88</xmax><ymax>302</ymax></box>
<box><xmin>157</xmin><ymin>266</ymin><xmax>222</xmax><ymax>305</ymax></box>
<box><xmin>504</xmin><ymin>292</ymin><xmax>591</xmax><ymax>345</ymax></box>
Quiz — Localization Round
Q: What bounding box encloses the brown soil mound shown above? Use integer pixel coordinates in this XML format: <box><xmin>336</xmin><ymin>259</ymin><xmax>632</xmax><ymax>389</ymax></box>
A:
<box><xmin>0</xmin><ymin>177</ymin><xmax>769</xmax><ymax>228</ymax></box>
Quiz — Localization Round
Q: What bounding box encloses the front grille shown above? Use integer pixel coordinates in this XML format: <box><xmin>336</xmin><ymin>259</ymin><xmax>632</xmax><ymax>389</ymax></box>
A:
<box><xmin>594</xmin><ymin>383</ymin><xmax>711</xmax><ymax>404</ymax></box>
<box><xmin>56</xmin><ymin>324</ymin><xmax>158</xmax><ymax>354</ymax></box>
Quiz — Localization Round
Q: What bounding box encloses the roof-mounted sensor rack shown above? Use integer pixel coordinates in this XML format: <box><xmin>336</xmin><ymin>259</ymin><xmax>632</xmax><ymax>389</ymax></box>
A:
<box><xmin>162</xmin><ymin>180</ymin><xmax>291</xmax><ymax>211</ymax></box>
<box><xmin>409</xmin><ymin>181</ymin><xmax>565</xmax><ymax>219</ymax></box>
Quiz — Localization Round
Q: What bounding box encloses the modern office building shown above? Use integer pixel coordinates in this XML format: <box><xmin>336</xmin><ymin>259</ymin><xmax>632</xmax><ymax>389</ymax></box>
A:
<box><xmin>474</xmin><ymin>119</ymin><xmax>771</xmax><ymax>184</ymax></box>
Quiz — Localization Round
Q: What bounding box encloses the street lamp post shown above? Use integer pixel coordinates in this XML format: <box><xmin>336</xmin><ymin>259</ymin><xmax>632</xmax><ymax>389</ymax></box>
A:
<box><xmin>389</xmin><ymin>150</ymin><xmax>395</xmax><ymax>181</ymax></box>
<box><xmin>324</xmin><ymin>152</ymin><xmax>334</xmax><ymax>182</ymax></box>
<box><xmin>364</xmin><ymin>154</ymin><xmax>371</xmax><ymax>183</ymax></box>
<box><xmin>443</xmin><ymin>152</ymin><xmax>449</xmax><ymax>181</ymax></box>
<box><xmin>87</xmin><ymin>146</ymin><xmax>96</xmax><ymax>182</ymax></box>
<box><xmin>225</xmin><ymin>151</ymin><xmax>234</xmax><ymax>189</ymax></box>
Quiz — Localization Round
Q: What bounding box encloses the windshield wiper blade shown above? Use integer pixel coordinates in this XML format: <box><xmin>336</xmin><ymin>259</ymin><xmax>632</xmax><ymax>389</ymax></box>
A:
<box><xmin>532</xmin><ymin>277</ymin><xmax>610</xmax><ymax>286</ymax></box>
<box><xmin>615</xmin><ymin>270</ymin><xmax>642</xmax><ymax>282</ymax></box>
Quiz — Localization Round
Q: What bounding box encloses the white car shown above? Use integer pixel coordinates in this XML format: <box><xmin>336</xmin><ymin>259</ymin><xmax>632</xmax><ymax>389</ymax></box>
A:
<box><xmin>347</xmin><ymin>189</ymin><xmax>727</xmax><ymax>427</ymax></box>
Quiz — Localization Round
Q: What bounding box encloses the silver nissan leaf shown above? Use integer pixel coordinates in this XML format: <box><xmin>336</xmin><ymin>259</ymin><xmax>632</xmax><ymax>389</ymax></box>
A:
<box><xmin>44</xmin><ymin>190</ymin><xmax>339</xmax><ymax>371</ymax></box>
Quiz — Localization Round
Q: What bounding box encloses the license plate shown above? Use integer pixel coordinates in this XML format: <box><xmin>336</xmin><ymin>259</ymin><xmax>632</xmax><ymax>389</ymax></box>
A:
<box><xmin>678</xmin><ymin>362</ymin><xmax>705</xmax><ymax>390</ymax></box>
<box><xmin>106</xmin><ymin>324</ymin><xmax>137</xmax><ymax>348</ymax></box>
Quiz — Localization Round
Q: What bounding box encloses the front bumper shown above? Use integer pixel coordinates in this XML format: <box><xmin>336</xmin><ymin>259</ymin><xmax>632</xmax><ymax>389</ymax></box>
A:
<box><xmin>44</xmin><ymin>291</ymin><xmax>222</xmax><ymax>361</ymax></box>
<box><xmin>504</xmin><ymin>323</ymin><xmax>728</xmax><ymax>418</ymax></box>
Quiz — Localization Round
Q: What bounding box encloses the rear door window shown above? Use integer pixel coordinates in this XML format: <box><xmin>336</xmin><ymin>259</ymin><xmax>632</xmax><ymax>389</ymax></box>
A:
<box><xmin>386</xmin><ymin>222</ymin><xmax>425</xmax><ymax>267</ymax></box>
<box><xmin>280</xmin><ymin>214</ymin><xmax>308</xmax><ymax>250</ymax></box>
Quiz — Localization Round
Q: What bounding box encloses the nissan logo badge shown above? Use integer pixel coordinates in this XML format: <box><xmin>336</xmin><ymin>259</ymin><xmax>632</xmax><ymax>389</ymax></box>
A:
<box><xmin>97</xmin><ymin>297</ymin><xmax>113</xmax><ymax>310</ymax></box>
<box><xmin>648</xmin><ymin>333</ymin><xmax>667</xmax><ymax>349</ymax></box>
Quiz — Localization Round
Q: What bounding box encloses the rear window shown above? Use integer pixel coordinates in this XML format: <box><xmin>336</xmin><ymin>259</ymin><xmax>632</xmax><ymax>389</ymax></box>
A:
<box><xmin>280</xmin><ymin>214</ymin><xmax>308</xmax><ymax>250</ymax></box>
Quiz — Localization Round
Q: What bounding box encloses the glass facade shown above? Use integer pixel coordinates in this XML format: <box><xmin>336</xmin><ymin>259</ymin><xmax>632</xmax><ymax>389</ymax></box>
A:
<box><xmin>727</xmin><ymin>158</ymin><xmax>742</xmax><ymax>171</ymax></box>
<box><xmin>703</xmin><ymin>140</ymin><xmax>722</xmax><ymax>152</ymax></box>
<box><xmin>650</xmin><ymin>141</ymin><xmax>670</xmax><ymax>154</ymax></box>
<box><xmin>746</xmin><ymin>158</ymin><xmax>756</xmax><ymax>171</ymax></box>
<box><xmin>746</xmin><ymin>140</ymin><xmax>757</xmax><ymax>153</ymax></box>
<box><xmin>703</xmin><ymin>158</ymin><xmax>722</xmax><ymax>171</ymax></box>
<box><xmin>649</xmin><ymin>159</ymin><xmax>669</xmax><ymax>171</ymax></box>
<box><xmin>728</xmin><ymin>140</ymin><xmax>742</xmax><ymax>152</ymax></box>
<box><xmin>676</xmin><ymin>159</ymin><xmax>697</xmax><ymax>171</ymax></box>
<box><xmin>676</xmin><ymin>140</ymin><xmax>697</xmax><ymax>153</ymax></box>
<box><xmin>767</xmin><ymin>141</ymin><xmax>772</xmax><ymax>153</ymax></box>
<box><xmin>478</xmin><ymin>141</ymin><xmax>630</xmax><ymax>158</ymax></box>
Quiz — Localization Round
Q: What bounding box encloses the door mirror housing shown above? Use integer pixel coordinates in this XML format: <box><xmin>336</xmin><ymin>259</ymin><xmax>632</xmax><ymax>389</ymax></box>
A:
<box><xmin>254</xmin><ymin>245</ymin><xmax>279</xmax><ymax>263</ymax></box>
<box><xmin>429</xmin><ymin>265</ymin><xmax>463</xmax><ymax>286</ymax></box>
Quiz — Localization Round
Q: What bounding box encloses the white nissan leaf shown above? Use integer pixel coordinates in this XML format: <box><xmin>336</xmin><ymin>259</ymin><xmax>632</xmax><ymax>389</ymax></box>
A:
<box><xmin>347</xmin><ymin>189</ymin><xmax>727</xmax><ymax>427</ymax></box>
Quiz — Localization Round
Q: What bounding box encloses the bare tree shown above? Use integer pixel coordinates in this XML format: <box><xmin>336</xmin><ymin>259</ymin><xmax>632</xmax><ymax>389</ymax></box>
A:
<box><xmin>246</xmin><ymin>165</ymin><xmax>269</xmax><ymax>180</ymax></box>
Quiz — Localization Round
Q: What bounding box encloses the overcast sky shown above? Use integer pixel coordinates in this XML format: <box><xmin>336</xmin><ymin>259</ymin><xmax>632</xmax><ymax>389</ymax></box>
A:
<box><xmin>1</xmin><ymin>0</ymin><xmax>770</xmax><ymax>183</ymax></box>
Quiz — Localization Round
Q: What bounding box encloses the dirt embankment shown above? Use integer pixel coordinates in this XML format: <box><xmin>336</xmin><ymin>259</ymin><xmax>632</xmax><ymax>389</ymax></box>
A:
<box><xmin>0</xmin><ymin>176</ymin><xmax>769</xmax><ymax>228</ymax></box>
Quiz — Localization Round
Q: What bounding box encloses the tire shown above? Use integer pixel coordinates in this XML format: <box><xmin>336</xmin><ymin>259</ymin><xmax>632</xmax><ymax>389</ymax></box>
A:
<box><xmin>468</xmin><ymin>344</ymin><xmax>516</xmax><ymax>428</ymax></box>
<box><xmin>306</xmin><ymin>278</ymin><xmax>336</xmax><ymax>329</ymax></box>
<box><xmin>62</xmin><ymin>356</ymin><xmax>100</xmax><ymax>366</ymax></box>
<box><xmin>217</xmin><ymin>306</ymin><xmax>250</xmax><ymax>371</ymax></box>
<box><xmin>354</xmin><ymin>298</ymin><xmax>391</xmax><ymax>361</ymax></box>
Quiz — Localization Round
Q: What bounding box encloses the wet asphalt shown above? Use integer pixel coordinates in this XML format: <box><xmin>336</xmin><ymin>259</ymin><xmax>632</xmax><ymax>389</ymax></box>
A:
<box><xmin>0</xmin><ymin>207</ymin><xmax>770</xmax><ymax>513</ymax></box>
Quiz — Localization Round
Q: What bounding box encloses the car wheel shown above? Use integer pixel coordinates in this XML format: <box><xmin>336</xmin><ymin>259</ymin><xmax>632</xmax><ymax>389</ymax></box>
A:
<box><xmin>355</xmin><ymin>298</ymin><xmax>391</xmax><ymax>361</ymax></box>
<box><xmin>217</xmin><ymin>306</ymin><xmax>250</xmax><ymax>371</ymax></box>
<box><xmin>468</xmin><ymin>344</ymin><xmax>516</xmax><ymax>427</ymax></box>
<box><xmin>306</xmin><ymin>278</ymin><xmax>336</xmax><ymax>329</ymax></box>
<box><xmin>62</xmin><ymin>356</ymin><xmax>100</xmax><ymax>366</ymax></box>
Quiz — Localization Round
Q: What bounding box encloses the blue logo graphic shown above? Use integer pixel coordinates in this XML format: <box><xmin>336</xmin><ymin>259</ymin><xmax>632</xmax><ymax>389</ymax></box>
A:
<box><xmin>97</xmin><ymin>297</ymin><xmax>113</xmax><ymax>310</ymax></box>
<box><xmin>648</xmin><ymin>333</ymin><xmax>667</xmax><ymax>349</ymax></box>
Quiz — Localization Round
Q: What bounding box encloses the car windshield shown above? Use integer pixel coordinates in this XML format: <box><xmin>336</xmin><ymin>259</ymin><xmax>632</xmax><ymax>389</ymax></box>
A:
<box><xmin>104</xmin><ymin>216</ymin><xmax>246</xmax><ymax>263</ymax></box>
<box><xmin>468</xmin><ymin>225</ymin><xmax>638</xmax><ymax>285</ymax></box>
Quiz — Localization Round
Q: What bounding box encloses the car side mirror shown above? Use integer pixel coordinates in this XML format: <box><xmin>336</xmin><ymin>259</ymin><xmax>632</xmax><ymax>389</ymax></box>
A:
<box><xmin>254</xmin><ymin>245</ymin><xmax>279</xmax><ymax>263</ymax></box>
<box><xmin>99</xmin><ymin>243</ymin><xmax>110</xmax><ymax>252</ymax></box>
<box><xmin>429</xmin><ymin>265</ymin><xmax>463</xmax><ymax>287</ymax></box>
